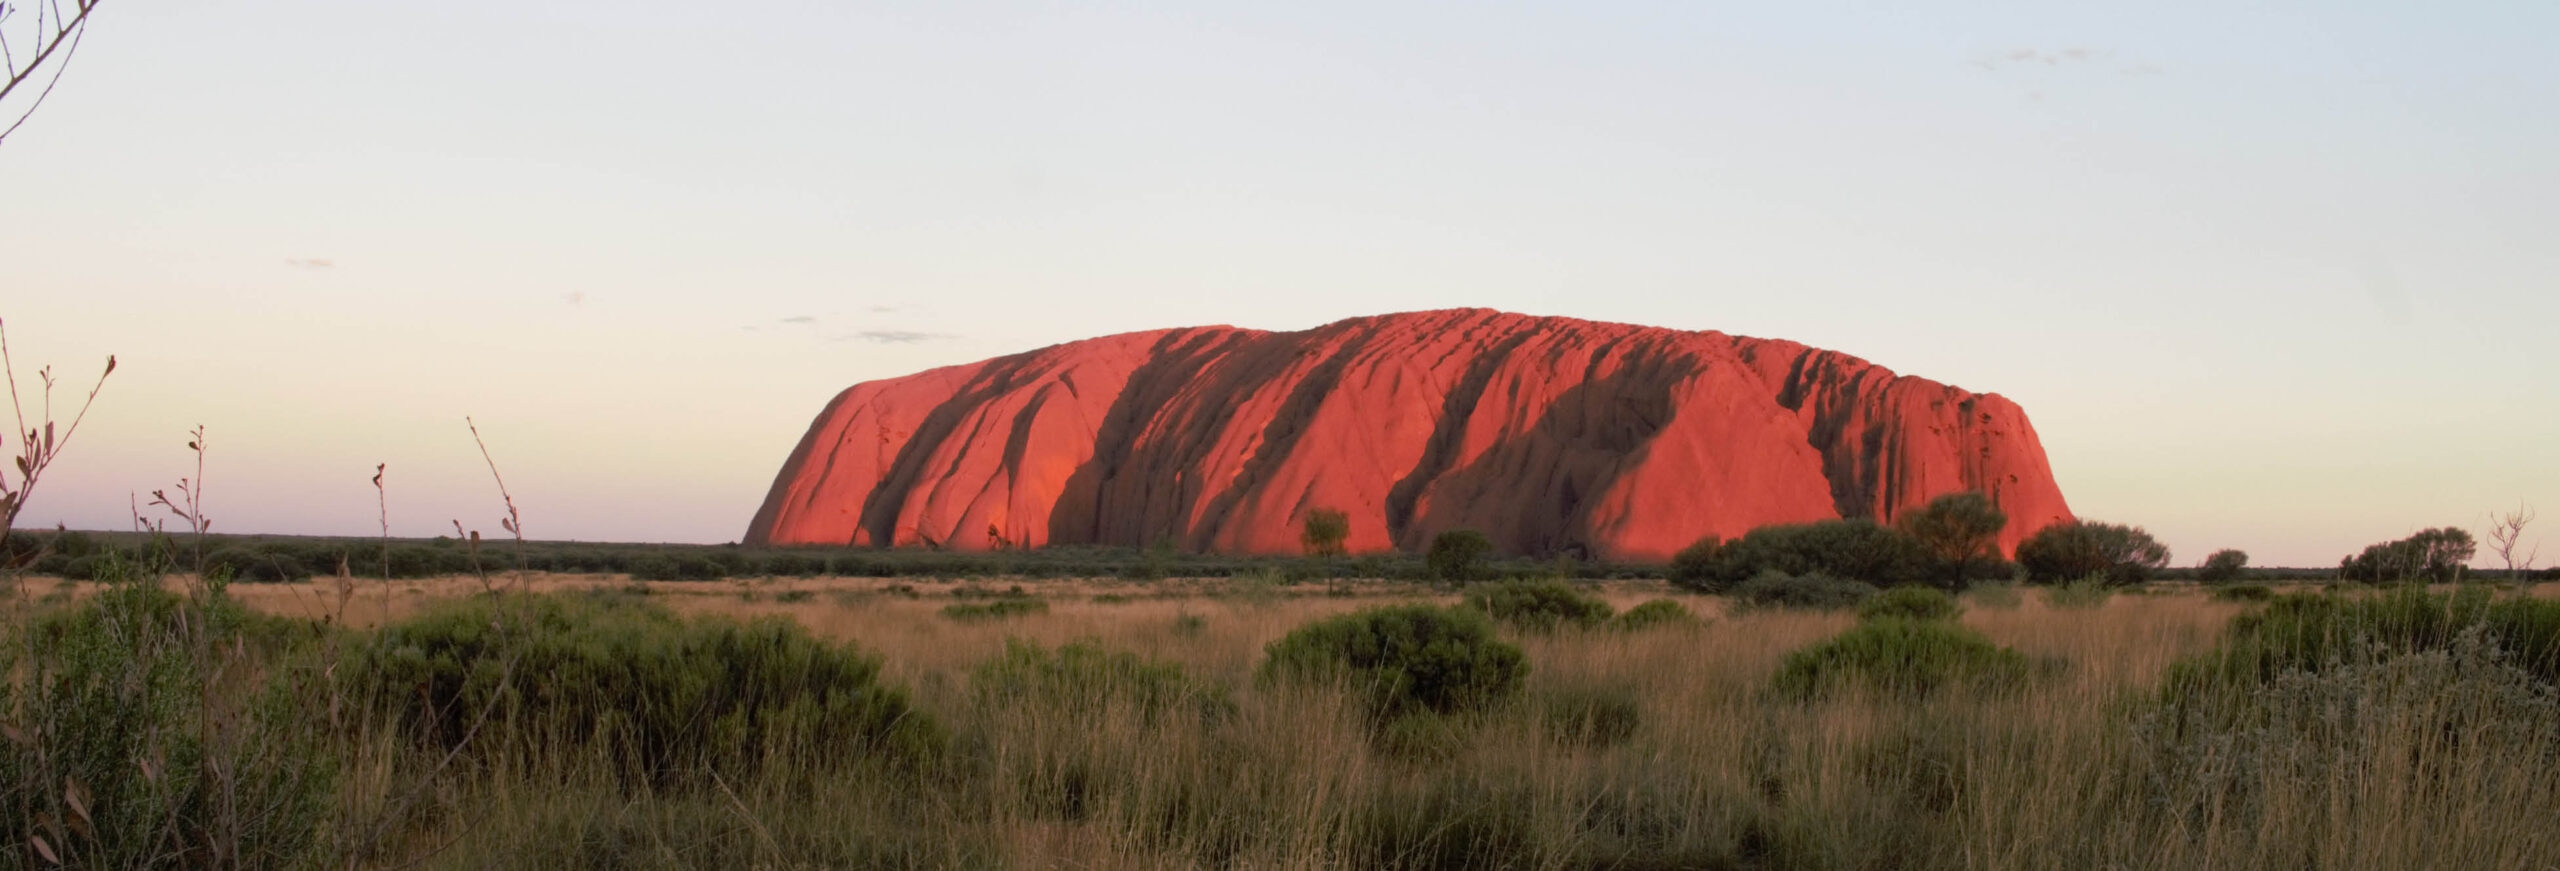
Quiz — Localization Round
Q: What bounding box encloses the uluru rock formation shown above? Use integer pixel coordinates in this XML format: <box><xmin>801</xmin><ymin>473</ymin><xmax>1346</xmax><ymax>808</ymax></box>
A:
<box><xmin>744</xmin><ymin>309</ymin><xmax>2071</xmax><ymax>562</ymax></box>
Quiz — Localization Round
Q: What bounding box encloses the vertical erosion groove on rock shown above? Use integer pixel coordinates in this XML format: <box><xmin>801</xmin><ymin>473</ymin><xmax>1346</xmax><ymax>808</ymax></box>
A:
<box><xmin>744</xmin><ymin>309</ymin><xmax>2071</xmax><ymax>561</ymax></box>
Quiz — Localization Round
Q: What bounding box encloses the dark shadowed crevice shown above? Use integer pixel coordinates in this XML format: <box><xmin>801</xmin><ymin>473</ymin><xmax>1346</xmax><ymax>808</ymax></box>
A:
<box><xmin>1406</xmin><ymin>350</ymin><xmax>1695</xmax><ymax>557</ymax></box>
<box><xmin>1186</xmin><ymin>338</ymin><xmax>1362</xmax><ymax>548</ymax></box>
<box><xmin>855</xmin><ymin>361</ymin><xmax>1031</xmax><ymax>547</ymax></box>
<box><xmin>1384</xmin><ymin>328</ymin><xmax>1540</xmax><ymax>541</ymax></box>
<box><xmin>1046</xmin><ymin>329</ymin><xmax>1254</xmax><ymax>545</ymax></box>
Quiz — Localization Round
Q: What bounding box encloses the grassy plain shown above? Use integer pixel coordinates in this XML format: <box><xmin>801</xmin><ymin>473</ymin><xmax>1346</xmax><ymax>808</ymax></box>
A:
<box><xmin>11</xmin><ymin>570</ymin><xmax>2554</xmax><ymax>870</ymax></box>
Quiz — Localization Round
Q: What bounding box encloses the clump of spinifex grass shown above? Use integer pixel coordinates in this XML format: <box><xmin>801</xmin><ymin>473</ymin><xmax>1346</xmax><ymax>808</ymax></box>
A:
<box><xmin>941</xmin><ymin>598</ymin><xmax>1048</xmax><ymax>622</ymax></box>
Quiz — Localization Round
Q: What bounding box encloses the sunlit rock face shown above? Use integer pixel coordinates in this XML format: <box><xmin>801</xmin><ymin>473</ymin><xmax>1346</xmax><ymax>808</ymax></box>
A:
<box><xmin>744</xmin><ymin>309</ymin><xmax>2071</xmax><ymax>562</ymax></box>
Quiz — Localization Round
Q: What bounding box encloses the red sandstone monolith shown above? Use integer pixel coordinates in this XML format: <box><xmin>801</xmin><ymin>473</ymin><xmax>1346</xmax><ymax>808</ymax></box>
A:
<box><xmin>744</xmin><ymin>309</ymin><xmax>2071</xmax><ymax>561</ymax></box>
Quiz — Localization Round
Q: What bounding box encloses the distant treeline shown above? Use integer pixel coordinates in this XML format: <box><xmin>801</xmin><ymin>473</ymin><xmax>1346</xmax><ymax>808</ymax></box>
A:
<box><xmin>7</xmin><ymin>527</ymin><xmax>2541</xmax><ymax>586</ymax></box>
<box><xmin>0</xmin><ymin>529</ymin><xmax>1669</xmax><ymax>584</ymax></box>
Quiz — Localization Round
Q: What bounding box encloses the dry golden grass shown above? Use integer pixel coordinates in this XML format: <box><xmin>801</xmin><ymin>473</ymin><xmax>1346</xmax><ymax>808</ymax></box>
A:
<box><xmin>27</xmin><ymin>573</ymin><xmax>2557</xmax><ymax>869</ymax></box>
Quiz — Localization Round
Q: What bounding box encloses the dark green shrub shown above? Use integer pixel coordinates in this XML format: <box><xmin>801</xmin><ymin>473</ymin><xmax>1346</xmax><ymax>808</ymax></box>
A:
<box><xmin>2209</xmin><ymin>583</ymin><xmax>2275</xmax><ymax>603</ymax></box>
<box><xmin>1730</xmin><ymin>570</ymin><xmax>1878</xmax><ymax>612</ymax></box>
<box><xmin>1966</xmin><ymin>582</ymin><xmax>2024</xmax><ymax>610</ymax></box>
<box><xmin>2015</xmin><ymin>520</ymin><xmax>2170</xmax><ymax>585</ymax></box>
<box><xmin>674</xmin><ymin>554</ymin><xmax>727</xmax><ymax>581</ymax></box>
<box><xmin>1462</xmin><ymin>579</ymin><xmax>1612</xmax><ymax>632</ymax></box>
<box><xmin>2338</xmin><ymin>527</ymin><xmax>2475</xmax><ymax>583</ymax></box>
<box><xmin>941</xmin><ymin>599</ymin><xmax>1049</xmax><ymax>622</ymax></box>
<box><xmin>202</xmin><ymin>546</ymin><xmax>311</xmax><ymax>582</ymax></box>
<box><xmin>1301</xmin><ymin>507</ymin><xmax>1351</xmax><ymax>557</ymax></box>
<box><xmin>2169</xmin><ymin>586</ymin><xmax>2560</xmax><ymax>692</ymax></box>
<box><xmin>1857</xmin><ymin>586</ymin><xmax>1962</xmax><ymax>622</ymax></box>
<box><xmin>54</xmin><ymin>529</ymin><xmax>98</xmax><ymax>557</ymax></box>
<box><xmin>763</xmin><ymin>552</ymin><xmax>820</xmax><ymax>577</ymax></box>
<box><xmin>1894</xmin><ymin>491</ymin><xmax>2008</xmax><ymax>589</ymax></box>
<box><xmin>1258</xmin><ymin>604</ymin><xmax>1526</xmax><ymax>719</ymax></box>
<box><xmin>0</xmin><ymin>583</ymin><xmax>335</xmax><ymax>867</ymax></box>
<box><xmin>1772</xmin><ymin>618</ymin><xmax>2036</xmax><ymax>700</ymax></box>
<box><xmin>59</xmin><ymin>553</ymin><xmax>103</xmax><ymax>581</ymax></box>
<box><xmin>1677</xmin><ymin>519</ymin><xmax>1932</xmax><ymax>592</ymax></box>
<box><xmin>775</xmin><ymin>589</ymin><xmax>815</xmax><ymax>603</ymax></box>
<box><xmin>1669</xmin><ymin>536</ymin><xmax>1721</xmax><ymax>587</ymax></box>
<box><xmin>2140</xmin><ymin>633</ymin><xmax>2560</xmax><ymax>838</ymax></box>
<box><xmin>626</xmin><ymin>553</ymin><xmax>680</xmax><ymax>581</ymax></box>
<box><xmin>387</xmin><ymin>544</ymin><xmax>465</xmax><ymax>578</ymax></box>
<box><xmin>2042</xmin><ymin>578</ymin><xmax>2113</xmax><ymax>609</ymax></box>
<box><xmin>1426</xmin><ymin>530</ymin><xmax>1494</xmax><ymax>584</ymax></box>
<box><xmin>2198</xmin><ymin>548</ymin><xmax>2251</xmax><ymax>584</ymax></box>
<box><xmin>1610</xmin><ymin>598</ymin><xmax>1698</xmax><ymax>632</ymax></box>
<box><xmin>971</xmin><ymin>639</ymin><xmax>1232</xmax><ymax>724</ymax></box>
<box><xmin>345</xmin><ymin>593</ymin><xmax>940</xmax><ymax>787</ymax></box>
<box><xmin>1539</xmin><ymin>684</ymin><xmax>1642</xmax><ymax>748</ymax></box>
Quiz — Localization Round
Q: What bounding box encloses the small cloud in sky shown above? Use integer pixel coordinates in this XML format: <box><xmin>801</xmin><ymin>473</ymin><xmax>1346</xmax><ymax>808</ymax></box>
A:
<box><xmin>1987</xmin><ymin>47</ymin><xmax>2105</xmax><ymax>67</ymax></box>
<box><xmin>865</xmin><ymin>305</ymin><xmax>900</xmax><ymax>314</ymax></box>
<box><xmin>285</xmin><ymin>258</ymin><xmax>335</xmax><ymax>269</ymax></box>
<box><xmin>781</xmin><ymin>315</ymin><xmax>818</xmax><ymax>325</ymax></box>
<box><xmin>1974</xmin><ymin>46</ymin><xmax>2159</xmax><ymax>77</ymax></box>
<box><xmin>563</xmin><ymin>292</ymin><xmax>587</xmax><ymax>306</ymax></box>
<box><xmin>833</xmin><ymin>330</ymin><xmax>950</xmax><ymax>344</ymax></box>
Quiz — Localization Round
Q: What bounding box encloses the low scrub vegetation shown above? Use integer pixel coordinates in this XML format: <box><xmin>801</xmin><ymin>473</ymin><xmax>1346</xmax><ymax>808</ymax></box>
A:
<box><xmin>1609</xmin><ymin>597</ymin><xmax>1697</xmax><ymax>631</ymax></box>
<box><xmin>8</xmin><ymin>532</ymin><xmax>2559</xmax><ymax>868</ymax></box>
<box><xmin>2170</xmin><ymin>585</ymin><xmax>2560</xmax><ymax>690</ymax></box>
<box><xmin>2209</xmin><ymin>583</ymin><xmax>2276</xmax><ymax>602</ymax></box>
<box><xmin>348</xmin><ymin>593</ymin><xmax>944</xmax><ymax>786</ymax></box>
<box><xmin>1771</xmin><ymin>617</ymin><xmax>2038</xmax><ymax>700</ymax></box>
<box><xmin>1857</xmin><ymin>585</ymin><xmax>1962</xmax><ymax>622</ymax></box>
<box><xmin>2015</xmin><ymin>519</ymin><xmax>2172</xmax><ymax>585</ymax></box>
<box><xmin>1462</xmin><ymin>578</ymin><xmax>1612</xmax><ymax>632</ymax></box>
<box><xmin>1257</xmin><ymin>604</ymin><xmax>1526</xmax><ymax>720</ymax></box>
<box><xmin>940</xmin><ymin>598</ymin><xmax>1049</xmax><ymax>622</ymax></box>
<box><xmin>1730</xmin><ymin>569</ymin><xmax>1879</xmax><ymax>612</ymax></box>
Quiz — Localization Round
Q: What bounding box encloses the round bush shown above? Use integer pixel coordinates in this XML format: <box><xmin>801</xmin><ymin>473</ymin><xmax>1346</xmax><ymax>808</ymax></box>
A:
<box><xmin>2209</xmin><ymin>583</ymin><xmax>2275</xmax><ymax>603</ymax></box>
<box><xmin>1772</xmin><ymin>617</ymin><xmax>2036</xmax><ymax>700</ymax></box>
<box><xmin>1669</xmin><ymin>536</ymin><xmax>1722</xmax><ymax>588</ymax></box>
<box><xmin>1426</xmin><ymin>530</ymin><xmax>1494</xmax><ymax>584</ymax></box>
<box><xmin>1258</xmin><ymin>604</ymin><xmax>1526</xmax><ymax>719</ymax></box>
<box><xmin>2197</xmin><ymin>548</ymin><xmax>2251</xmax><ymax>584</ymax></box>
<box><xmin>2015</xmin><ymin>520</ymin><xmax>2170</xmax><ymax>586</ymax></box>
<box><xmin>1610</xmin><ymin>599</ymin><xmax>1699</xmax><ymax>632</ymax></box>
<box><xmin>1731</xmin><ymin>570</ymin><xmax>1878</xmax><ymax>612</ymax></box>
<box><xmin>1463</xmin><ymin>579</ymin><xmax>1612</xmax><ymax>632</ymax></box>
<box><xmin>1857</xmin><ymin>586</ymin><xmax>1962</xmax><ymax>622</ymax></box>
<box><xmin>971</xmin><ymin>639</ymin><xmax>1232</xmax><ymax>725</ymax></box>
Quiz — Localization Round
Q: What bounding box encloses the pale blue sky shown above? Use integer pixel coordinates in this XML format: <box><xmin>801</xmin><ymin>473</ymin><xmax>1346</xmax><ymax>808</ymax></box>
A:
<box><xmin>3</xmin><ymin>1</ymin><xmax>2553</xmax><ymax>566</ymax></box>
